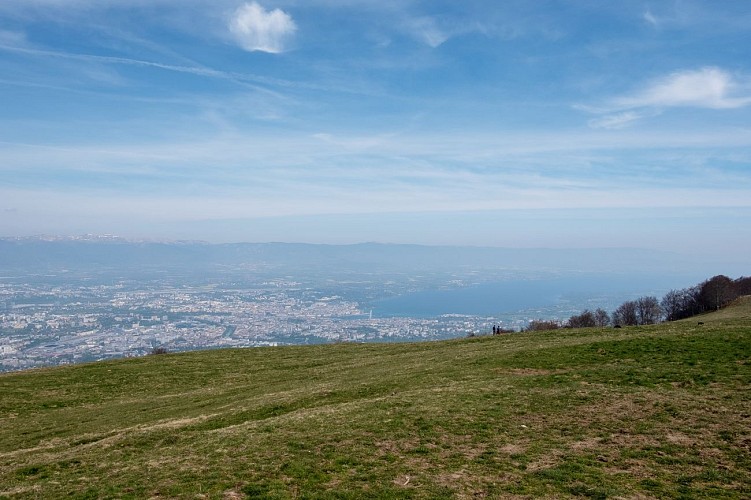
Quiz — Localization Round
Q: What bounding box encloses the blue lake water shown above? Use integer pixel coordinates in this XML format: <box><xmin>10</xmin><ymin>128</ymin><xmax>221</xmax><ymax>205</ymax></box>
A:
<box><xmin>372</xmin><ymin>274</ymin><xmax>691</xmax><ymax>317</ymax></box>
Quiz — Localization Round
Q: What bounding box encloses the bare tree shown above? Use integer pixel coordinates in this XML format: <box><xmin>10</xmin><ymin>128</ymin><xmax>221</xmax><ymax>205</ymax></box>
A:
<box><xmin>735</xmin><ymin>276</ymin><xmax>751</xmax><ymax>296</ymax></box>
<box><xmin>594</xmin><ymin>308</ymin><xmax>610</xmax><ymax>327</ymax></box>
<box><xmin>567</xmin><ymin>310</ymin><xmax>596</xmax><ymax>328</ymax></box>
<box><xmin>612</xmin><ymin>300</ymin><xmax>638</xmax><ymax>326</ymax></box>
<box><xmin>699</xmin><ymin>275</ymin><xmax>735</xmax><ymax>311</ymax></box>
<box><xmin>637</xmin><ymin>296</ymin><xmax>661</xmax><ymax>325</ymax></box>
<box><xmin>661</xmin><ymin>289</ymin><xmax>683</xmax><ymax>322</ymax></box>
<box><xmin>662</xmin><ymin>275</ymin><xmax>750</xmax><ymax>323</ymax></box>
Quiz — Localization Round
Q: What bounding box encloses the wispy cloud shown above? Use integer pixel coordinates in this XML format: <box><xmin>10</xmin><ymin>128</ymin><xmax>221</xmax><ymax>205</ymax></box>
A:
<box><xmin>0</xmin><ymin>29</ymin><xmax>26</xmax><ymax>45</ymax></box>
<box><xmin>229</xmin><ymin>2</ymin><xmax>297</xmax><ymax>53</ymax></box>
<box><xmin>0</xmin><ymin>39</ymin><xmax>380</xmax><ymax>102</ymax></box>
<box><xmin>635</xmin><ymin>1</ymin><xmax>751</xmax><ymax>33</ymax></box>
<box><xmin>2</xmin><ymin>122</ymin><xmax>750</xmax><ymax>247</ymax></box>
<box><xmin>0</xmin><ymin>42</ymin><xmax>296</xmax><ymax>100</ymax></box>
<box><xmin>3</xmin><ymin>126</ymin><xmax>750</xmax><ymax>197</ymax></box>
<box><xmin>588</xmin><ymin>110</ymin><xmax>659</xmax><ymax>130</ymax></box>
<box><xmin>615</xmin><ymin>67</ymin><xmax>751</xmax><ymax>110</ymax></box>
<box><xmin>406</xmin><ymin>16</ymin><xmax>450</xmax><ymax>48</ymax></box>
<box><xmin>643</xmin><ymin>9</ymin><xmax>659</xmax><ymax>27</ymax></box>
<box><xmin>1</xmin><ymin>43</ymin><xmax>228</xmax><ymax>78</ymax></box>
<box><xmin>583</xmin><ymin>67</ymin><xmax>751</xmax><ymax>128</ymax></box>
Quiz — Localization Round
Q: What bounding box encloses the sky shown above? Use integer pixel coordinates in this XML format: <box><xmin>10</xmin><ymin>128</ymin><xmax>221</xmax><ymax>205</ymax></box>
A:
<box><xmin>0</xmin><ymin>0</ymin><xmax>750</xmax><ymax>261</ymax></box>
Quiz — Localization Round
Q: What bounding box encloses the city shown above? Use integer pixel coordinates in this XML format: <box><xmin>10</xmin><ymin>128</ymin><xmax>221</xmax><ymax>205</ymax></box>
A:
<box><xmin>0</xmin><ymin>238</ymin><xmax>691</xmax><ymax>372</ymax></box>
<box><xmin>0</xmin><ymin>276</ymin><xmax>533</xmax><ymax>371</ymax></box>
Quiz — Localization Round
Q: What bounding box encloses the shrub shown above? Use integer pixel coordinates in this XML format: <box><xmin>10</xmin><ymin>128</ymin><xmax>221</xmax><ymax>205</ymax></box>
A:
<box><xmin>567</xmin><ymin>310</ymin><xmax>596</xmax><ymax>328</ymax></box>
<box><xmin>525</xmin><ymin>320</ymin><xmax>560</xmax><ymax>332</ymax></box>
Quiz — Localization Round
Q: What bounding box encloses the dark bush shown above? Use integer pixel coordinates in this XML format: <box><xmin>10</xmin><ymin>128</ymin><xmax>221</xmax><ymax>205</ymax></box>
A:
<box><xmin>567</xmin><ymin>310</ymin><xmax>596</xmax><ymax>328</ymax></box>
<box><xmin>525</xmin><ymin>320</ymin><xmax>560</xmax><ymax>332</ymax></box>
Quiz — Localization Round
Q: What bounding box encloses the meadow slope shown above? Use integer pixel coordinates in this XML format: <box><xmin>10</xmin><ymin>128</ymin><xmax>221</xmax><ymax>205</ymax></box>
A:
<box><xmin>1</xmin><ymin>299</ymin><xmax>750</xmax><ymax>498</ymax></box>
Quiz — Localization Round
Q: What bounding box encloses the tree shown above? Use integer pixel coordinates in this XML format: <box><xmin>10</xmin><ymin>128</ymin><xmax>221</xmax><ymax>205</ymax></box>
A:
<box><xmin>661</xmin><ymin>287</ymin><xmax>700</xmax><ymax>321</ymax></box>
<box><xmin>612</xmin><ymin>300</ymin><xmax>638</xmax><ymax>326</ymax></box>
<box><xmin>594</xmin><ymin>308</ymin><xmax>610</xmax><ymax>327</ymax></box>
<box><xmin>636</xmin><ymin>296</ymin><xmax>661</xmax><ymax>325</ymax></box>
<box><xmin>679</xmin><ymin>286</ymin><xmax>702</xmax><ymax>318</ymax></box>
<box><xmin>735</xmin><ymin>276</ymin><xmax>751</xmax><ymax>296</ymax></box>
<box><xmin>661</xmin><ymin>289</ymin><xmax>683</xmax><ymax>322</ymax></box>
<box><xmin>698</xmin><ymin>275</ymin><xmax>735</xmax><ymax>311</ymax></box>
<box><xmin>567</xmin><ymin>310</ymin><xmax>596</xmax><ymax>328</ymax></box>
<box><xmin>660</xmin><ymin>275</ymin><xmax>750</xmax><ymax>323</ymax></box>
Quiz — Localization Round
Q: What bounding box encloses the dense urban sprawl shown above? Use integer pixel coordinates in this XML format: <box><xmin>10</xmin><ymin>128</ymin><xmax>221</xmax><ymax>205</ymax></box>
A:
<box><xmin>1</xmin><ymin>278</ymin><xmax>534</xmax><ymax>371</ymax></box>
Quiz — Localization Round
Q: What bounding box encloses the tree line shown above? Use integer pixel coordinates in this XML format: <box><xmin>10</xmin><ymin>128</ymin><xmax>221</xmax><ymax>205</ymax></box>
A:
<box><xmin>521</xmin><ymin>274</ymin><xmax>750</xmax><ymax>332</ymax></box>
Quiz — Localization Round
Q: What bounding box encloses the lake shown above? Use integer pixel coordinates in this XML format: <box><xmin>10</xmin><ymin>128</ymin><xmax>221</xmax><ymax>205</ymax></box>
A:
<box><xmin>372</xmin><ymin>273</ymin><xmax>694</xmax><ymax>317</ymax></box>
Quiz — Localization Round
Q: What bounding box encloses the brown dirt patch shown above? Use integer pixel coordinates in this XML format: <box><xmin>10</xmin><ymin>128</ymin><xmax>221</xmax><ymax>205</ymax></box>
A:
<box><xmin>525</xmin><ymin>450</ymin><xmax>564</xmax><ymax>472</ymax></box>
<box><xmin>495</xmin><ymin>368</ymin><xmax>569</xmax><ymax>376</ymax></box>
<box><xmin>374</xmin><ymin>438</ymin><xmax>418</xmax><ymax>457</ymax></box>
<box><xmin>666</xmin><ymin>432</ymin><xmax>696</xmax><ymax>446</ymax></box>
<box><xmin>499</xmin><ymin>443</ymin><xmax>526</xmax><ymax>455</ymax></box>
<box><xmin>392</xmin><ymin>474</ymin><xmax>412</xmax><ymax>487</ymax></box>
<box><xmin>569</xmin><ymin>437</ymin><xmax>602</xmax><ymax>451</ymax></box>
<box><xmin>435</xmin><ymin>469</ymin><xmax>516</xmax><ymax>499</ymax></box>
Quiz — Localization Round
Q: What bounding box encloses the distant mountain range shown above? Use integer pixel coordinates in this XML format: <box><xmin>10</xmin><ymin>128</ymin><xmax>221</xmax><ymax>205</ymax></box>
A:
<box><xmin>0</xmin><ymin>235</ymin><xmax>699</xmax><ymax>277</ymax></box>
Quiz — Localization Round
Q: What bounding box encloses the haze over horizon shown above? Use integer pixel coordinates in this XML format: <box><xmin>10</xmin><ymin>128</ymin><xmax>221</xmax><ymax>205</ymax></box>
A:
<box><xmin>1</xmin><ymin>1</ymin><xmax>750</xmax><ymax>262</ymax></box>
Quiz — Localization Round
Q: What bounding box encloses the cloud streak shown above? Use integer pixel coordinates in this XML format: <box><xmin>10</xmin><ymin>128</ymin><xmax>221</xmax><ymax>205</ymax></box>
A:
<box><xmin>588</xmin><ymin>111</ymin><xmax>657</xmax><ymax>130</ymax></box>
<box><xmin>0</xmin><ymin>42</ymin><xmax>300</xmax><ymax>99</ymax></box>
<box><xmin>1</xmin><ymin>43</ymin><xmax>231</xmax><ymax>78</ymax></box>
<box><xmin>2</xmin><ymin>124</ymin><xmax>749</xmax><ymax>217</ymax></box>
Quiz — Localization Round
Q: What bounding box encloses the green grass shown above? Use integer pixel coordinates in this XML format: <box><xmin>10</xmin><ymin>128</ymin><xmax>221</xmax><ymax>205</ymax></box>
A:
<box><xmin>1</xmin><ymin>299</ymin><xmax>750</xmax><ymax>499</ymax></box>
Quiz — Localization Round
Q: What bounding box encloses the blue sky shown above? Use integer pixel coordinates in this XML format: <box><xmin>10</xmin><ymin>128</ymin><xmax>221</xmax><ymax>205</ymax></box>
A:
<box><xmin>1</xmin><ymin>0</ymin><xmax>750</xmax><ymax>260</ymax></box>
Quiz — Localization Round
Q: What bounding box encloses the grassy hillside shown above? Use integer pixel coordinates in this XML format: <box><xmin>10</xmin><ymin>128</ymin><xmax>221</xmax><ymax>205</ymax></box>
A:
<box><xmin>1</xmin><ymin>301</ymin><xmax>750</xmax><ymax>498</ymax></box>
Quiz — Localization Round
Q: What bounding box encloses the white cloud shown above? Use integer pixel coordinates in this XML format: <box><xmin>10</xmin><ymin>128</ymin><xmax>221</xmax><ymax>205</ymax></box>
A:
<box><xmin>583</xmin><ymin>67</ymin><xmax>751</xmax><ymax>128</ymax></box>
<box><xmin>643</xmin><ymin>9</ymin><xmax>659</xmax><ymax>27</ymax></box>
<box><xmin>401</xmin><ymin>15</ymin><xmax>494</xmax><ymax>48</ymax></box>
<box><xmin>229</xmin><ymin>2</ymin><xmax>296</xmax><ymax>53</ymax></box>
<box><xmin>616</xmin><ymin>67</ymin><xmax>751</xmax><ymax>110</ymax></box>
<box><xmin>407</xmin><ymin>17</ymin><xmax>450</xmax><ymax>48</ymax></box>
